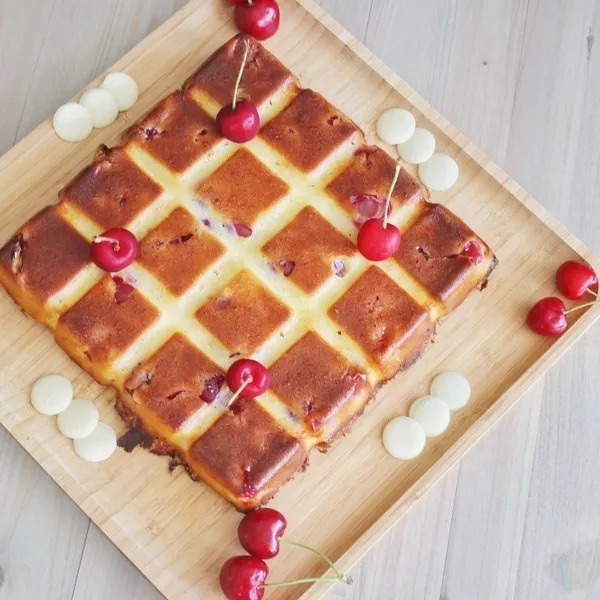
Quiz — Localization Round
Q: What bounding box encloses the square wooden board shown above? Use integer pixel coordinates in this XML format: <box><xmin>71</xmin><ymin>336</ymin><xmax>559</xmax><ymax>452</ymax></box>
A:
<box><xmin>0</xmin><ymin>1</ymin><xmax>598</xmax><ymax>598</ymax></box>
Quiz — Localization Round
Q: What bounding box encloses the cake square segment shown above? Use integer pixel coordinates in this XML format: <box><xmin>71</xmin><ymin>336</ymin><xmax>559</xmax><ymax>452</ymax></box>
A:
<box><xmin>125</xmin><ymin>333</ymin><xmax>225</xmax><ymax>431</ymax></box>
<box><xmin>394</xmin><ymin>203</ymin><xmax>484</xmax><ymax>302</ymax></box>
<box><xmin>270</xmin><ymin>331</ymin><xmax>369</xmax><ymax>436</ymax></box>
<box><xmin>329</xmin><ymin>266</ymin><xmax>432</xmax><ymax>376</ymax></box>
<box><xmin>196</xmin><ymin>270</ymin><xmax>291</xmax><ymax>355</ymax></box>
<box><xmin>123</xmin><ymin>90</ymin><xmax>222</xmax><ymax>173</ymax></box>
<box><xmin>261</xmin><ymin>89</ymin><xmax>362</xmax><ymax>173</ymax></box>
<box><xmin>326</xmin><ymin>146</ymin><xmax>426</xmax><ymax>223</ymax></box>
<box><xmin>0</xmin><ymin>207</ymin><xmax>90</xmax><ymax>314</ymax></box>
<box><xmin>59</xmin><ymin>146</ymin><xmax>163</xmax><ymax>229</ymax></box>
<box><xmin>137</xmin><ymin>207</ymin><xmax>225</xmax><ymax>296</ymax></box>
<box><xmin>195</xmin><ymin>148</ymin><xmax>290</xmax><ymax>228</ymax></box>
<box><xmin>261</xmin><ymin>206</ymin><xmax>356</xmax><ymax>293</ymax></box>
<box><xmin>187</xmin><ymin>399</ymin><xmax>307</xmax><ymax>507</ymax></box>
<box><xmin>56</xmin><ymin>275</ymin><xmax>159</xmax><ymax>368</ymax></box>
<box><xmin>184</xmin><ymin>33</ymin><xmax>299</xmax><ymax>109</ymax></box>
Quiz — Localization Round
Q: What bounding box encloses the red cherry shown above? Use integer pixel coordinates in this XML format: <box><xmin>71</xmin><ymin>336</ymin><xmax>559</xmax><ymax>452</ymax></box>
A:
<box><xmin>227</xmin><ymin>359</ymin><xmax>270</xmax><ymax>399</ymax></box>
<box><xmin>220</xmin><ymin>556</ymin><xmax>268</xmax><ymax>600</ymax></box>
<box><xmin>112</xmin><ymin>276</ymin><xmax>134</xmax><ymax>304</ymax></box>
<box><xmin>462</xmin><ymin>240</ymin><xmax>483</xmax><ymax>265</ymax></box>
<box><xmin>234</xmin><ymin>0</ymin><xmax>280</xmax><ymax>41</ymax></box>
<box><xmin>526</xmin><ymin>297</ymin><xmax>568</xmax><ymax>336</ymax></box>
<box><xmin>239</xmin><ymin>508</ymin><xmax>287</xmax><ymax>559</ymax></box>
<box><xmin>357</xmin><ymin>219</ymin><xmax>401</xmax><ymax>261</ymax></box>
<box><xmin>230</xmin><ymin>0</ymin><xmax>248</xmax><ymax>4</ymax></box>
<box><xmin>217</xmin><ymin>100</ymin><xmax>260</xmax><ymax>143</ymax></box>
<box><xmin>90</xmin><ymin>228</ymin><xmax>138</xmax><ymax>272</ymax></box>
<box><xmin>234</xmin><ymin>223</ymin><xmax>253</xmax><ymax>238</ymax></box>
<box><xmin>556</xmin><ymin>260</ymin><xmax>598</xmax><ymax>300</ymax></box>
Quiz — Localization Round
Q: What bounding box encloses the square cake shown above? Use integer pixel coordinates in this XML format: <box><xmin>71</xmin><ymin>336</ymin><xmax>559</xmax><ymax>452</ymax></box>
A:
<box><xmin>0</xmin><ymin>34</ymin><xmax>496</xmax><ymax>510</ymax></box>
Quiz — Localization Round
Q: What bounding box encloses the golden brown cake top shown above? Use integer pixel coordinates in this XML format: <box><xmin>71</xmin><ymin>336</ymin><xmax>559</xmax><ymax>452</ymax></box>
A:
<box><xmin>137</xmin><ymin>206</ymin><xmax>225</xmax><ymax>296</ymax></box>
<box><xmin>327</xmin><ymin>146</ymin><xmax>427</xmax><ymax>221</ymax></box>
<box><xmin>60</xmin><ymin>146</ymin><xmax>163</xmax><ymax>229</ymax></box>
<box><xmin>188</xmin><ymin>398</ymin><xmax>307</xmax><ymax>504</ymax></box>
<box><xmin>57</xmin><ymin>275</ymin><xmax>160</xmax><ymax>365</ymax></box>
<box><xmin>394</xmin><ymin>203</ymin><xmax>484</xmax><ymax>301</ymax></box>
<box><xmin>196</xmin><ymin>270</ymin><xmax>291</xmax><ymax>356</ymax></box>
<box><xmin>184</xmin><ymin>34</ymin><xmax>299</xmax><ymax>108</ymax></box>
<box><xmin>261</xmin><ymin>206</ymin><xmax>356</xmax><ymax>293</ymax></box>
<box><xmin>124</xmin><ymin>90</ymin><xmax>222</xmax><ymax>173</ymax></box>
<box><xmin>329</xmin><ymin>266</ymin><xmax>432</xmax><ymax>367</ymax></box>
<box><xmin>196</xmin><ymin>148</ymin><xmax>290</xmax><ymax>228</ymax></box>
<box><xmin>261</xmin><ymin>89</ymin><xmax>362</xmax><ymax>172</ymax></box>
<box><xmin>0</xmin><ymin>206</ymin><xmax>90</xmax><ymax>304</ymax></box>
<box><xmin>270</xmin><ymin>331</ymin><xmax>369</xmax><ymax>435</ymax></box>
<box><xmin>125</xmin><ymin>333</ymin><xmax>225</xmax><ymax>431</ymax></box>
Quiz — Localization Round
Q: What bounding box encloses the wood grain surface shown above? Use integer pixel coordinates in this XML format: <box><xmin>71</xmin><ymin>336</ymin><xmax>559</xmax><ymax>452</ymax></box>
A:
<box><xmin>0</xmin><ymin>1</ymin><xmax>599</xmax><ymax>599</ymax></box>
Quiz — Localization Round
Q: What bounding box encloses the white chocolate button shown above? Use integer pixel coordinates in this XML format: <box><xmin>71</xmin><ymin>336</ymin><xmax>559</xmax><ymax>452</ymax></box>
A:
<box><xmin>418</xmin><ymin>152</ymin><xmax>459</xmax><ymax>191</ymax></box>
<box><xmin>430</xmin><ymin>371</ymin><xmax>471</xmax><ymax>411</ymax></box>
<box><xmin>30</xmin><ymin>375</ymin><xmax>73</xmax><ymax>415</ymax></box>
<box><xmin>73</xmin><ymin>422</ymin><xmax>117</xmax><ymax>462</ymax></box>
<box><xmin>376</xmin><ymin>108</ymin><xmax>416</xmax><ymax>145</ymax></box>
<box><xmin>79</xmin><ymin>88</ymin><xmax>119</xmax><ymax>128</ymax></box>
<box><xmin>408</xmin><ymin>395</ymin><xmax>450</xmax><ymax>437</ymax></box>
<box><xmin>100</xmin><ymin>72</ymin><xmax>138</xmax><ymax>111</ymax></box>
<box><xmin>53</xmin><ymin>103</ymin><xmax>93</xmax><ymax>142</ymax></box>
<box><xmin>57</xmin><ymin>399</ymin><xmax>99</xmax><ymax>439</ymax></box>
<box><xmin>398</xmin><ymin>128</ymin><xmax>436</xmax><ymax>164</ymax></box>
<box><xmin>382</xmin><ymin>416</ymin><xmax>426</xmax><ymax>460</ymax></box>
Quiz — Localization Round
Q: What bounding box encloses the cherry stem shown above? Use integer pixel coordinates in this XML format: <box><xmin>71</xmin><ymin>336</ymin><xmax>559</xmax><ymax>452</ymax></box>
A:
<box><xmin>232</xmin><ymin>41</ymin><xmax>251</xmax><ymax>111</ymax></box>
<box><xmin>383</xmin><ymin>160</ymin><xmax>402</xmax><ymax>230</ymax></box>
<box><xmin>264</xmin><ymin>576</ymin><xmax>350</xmax><ymax>588</ymax></box>
<box><xmin>93</xmin><ymin>235</ymin><xmax>120</xmax><ymax>251</ymax></box>
<box><xmin>563</xmin><ymin>300</ymin><xmax>599</xmax><ymax>315</ymax></box>
<box><xmin>282</xmin><ymin>539</ymin><xmax>347</xmax><ymax>581</ymax></box>
<box><xmin>226</xmin><ymin>376</ymin><xmax>253</xmax><ymax>407</ymax></box>
<box><xmin>587</xmin><ymin>288</ymin><xmax>598</xmax><ymax>298</ymax></box>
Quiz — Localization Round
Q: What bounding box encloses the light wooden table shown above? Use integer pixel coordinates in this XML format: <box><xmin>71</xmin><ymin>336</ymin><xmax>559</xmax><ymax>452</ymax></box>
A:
<box><xmin>1</xmin><ymin>1</ymin><xmax>599</xmax><ymax>599</ymax></box>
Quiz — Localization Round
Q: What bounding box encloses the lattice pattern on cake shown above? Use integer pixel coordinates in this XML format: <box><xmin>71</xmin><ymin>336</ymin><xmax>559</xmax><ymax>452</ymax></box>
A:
<box><xmin>0</xmin><ymin>34</ymin><xmax>496</xmax><ymax>510</ymax></box>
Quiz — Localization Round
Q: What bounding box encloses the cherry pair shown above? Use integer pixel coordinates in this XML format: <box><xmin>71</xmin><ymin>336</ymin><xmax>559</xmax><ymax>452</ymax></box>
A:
<box><xmin>220</xmin><ymin>508</ymin><xmax>350</xmax><ymax>600</ymax></box>
<box><xmin>219</xmin><ymin>0</ymin><xmax>282</xmax><ymax>144</ymax></box>
<box><xmin>527</xmin><ymin>260</ymin><xmax>598</xmax><ymax>336</ymax></box>
<box><xmin>217</xmin><ymin>38</ymin><xmax>260</xmax><ymax>144</ymax></box>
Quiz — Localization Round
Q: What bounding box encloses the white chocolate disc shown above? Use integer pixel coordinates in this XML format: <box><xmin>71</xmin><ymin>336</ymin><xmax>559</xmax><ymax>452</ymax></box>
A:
<box><xmin>100</xmin><ymin>72</ymin><xmax>138</xmax><ymax>111</ymax></box>
<box><xmin>376</xmin><ymin>108</ymin><xmax>416</xmax><ymax>145</ymax></box>
<box><xmin>408</xmin><ymin>395</ymin><xmax>450</xmax><ymax>437</ymax></box>
<box><xmin>73</xmin><ymin>422</ymin><xmax>117</xmax><ymax>462</ymax></box>
<box><xmin>57</xmin><ymin>399</ymin><xmax>99</xmax><ymax>439</ymax></box>
<box><xmin>418</xmin><ymin>152</ymin><xmax>459</xmax><ymax>191</ymax></box>
<box><xmin>382</xmin><ymin>416</ymin><xmax>426</xmax><ymax>460</ymax></box>
<box><xmin>30</xmin><ymin>375</ymin><xmax>73</xmax><ymax>415</ymax></box>
<box><xmin>79</xmin><ymin>88</ymin><xmax>119</xmax><ymax>128</ymax></box>
<box><xmin>430</xmin><ymin>371</ymin><xmax>471</xmax><ymax>411</ymax></box>
<box><xmin>398</xmin><ymin>128</ymin><xmax>436</xmax><ymax>164</ymax></box>
<box><xmin>52</xmin><ymin>103</ymin><xmax>93</xmax><ymax>142</ymax></box>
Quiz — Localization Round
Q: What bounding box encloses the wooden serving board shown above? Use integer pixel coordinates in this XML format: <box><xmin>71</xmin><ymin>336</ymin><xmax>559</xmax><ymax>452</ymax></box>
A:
<box><xmin>0</xmin><ymin>1</ymin><xmax>598</xmax><ymax>598</ymax></box>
